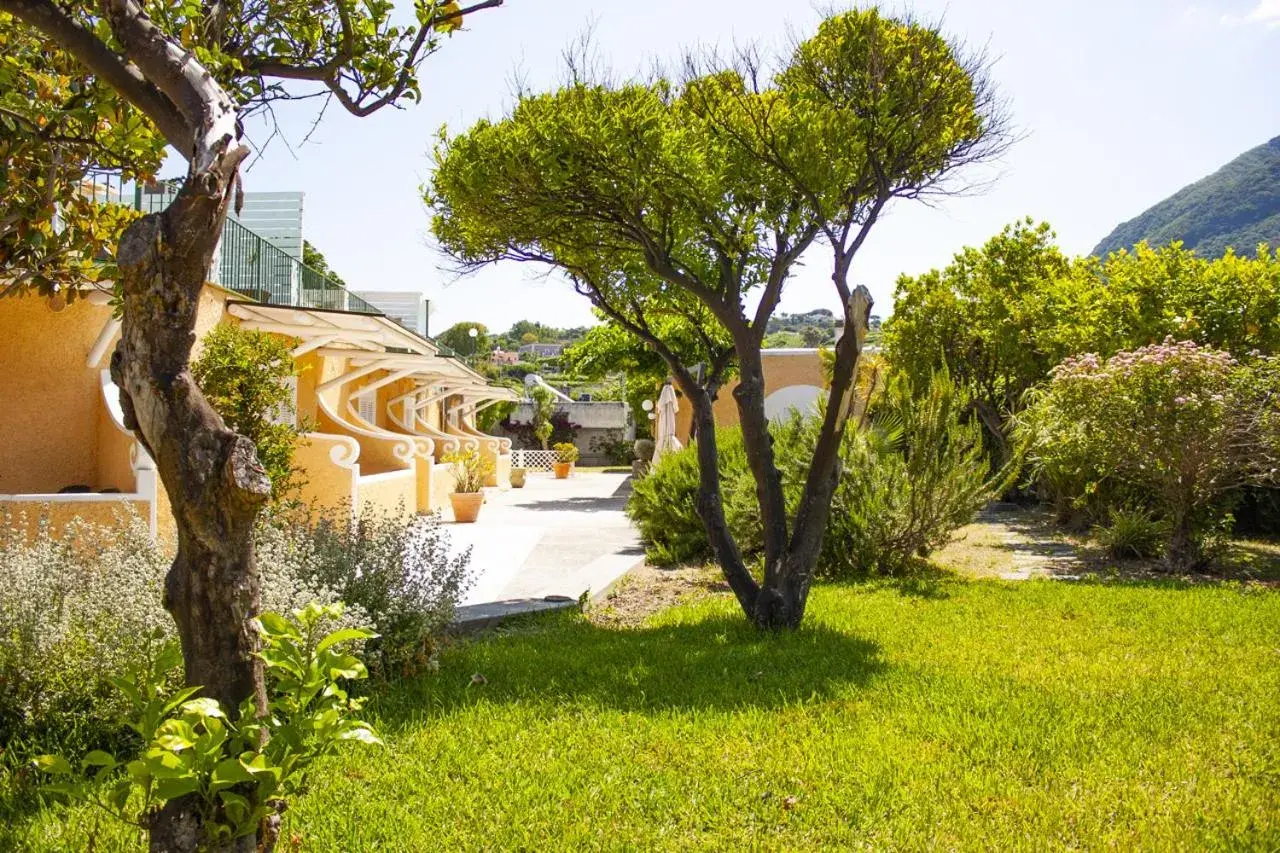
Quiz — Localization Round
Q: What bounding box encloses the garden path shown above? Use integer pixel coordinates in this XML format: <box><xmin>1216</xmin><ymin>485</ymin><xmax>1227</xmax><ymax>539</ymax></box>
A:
<box><xmin>445</xmin><ymin>472</ymin><xmax>644</xmax><ymax>629</ymax></box>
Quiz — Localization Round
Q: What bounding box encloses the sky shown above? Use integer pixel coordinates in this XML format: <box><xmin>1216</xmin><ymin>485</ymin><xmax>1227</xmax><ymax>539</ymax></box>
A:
<box><xmin>202</xmin><ymin>0</ymin><xmax>1280</xmax><ymax>335</ymax></box>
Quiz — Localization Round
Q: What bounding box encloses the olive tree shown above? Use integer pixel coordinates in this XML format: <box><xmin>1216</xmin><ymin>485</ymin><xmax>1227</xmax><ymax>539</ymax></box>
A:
<box><xmin>0</xmin><ymin>1</ymin><xmax>498</xmax><ymax>848</ymax></box>
<box><xmin>431</xmin><ymin>10</ymin><xmax>1010</xmax><ymax>629</ymax></box>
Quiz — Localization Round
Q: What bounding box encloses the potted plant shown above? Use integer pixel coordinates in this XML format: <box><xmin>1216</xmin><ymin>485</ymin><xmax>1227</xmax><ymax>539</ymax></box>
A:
<box><xmin>443</xmin><ymin>449</ymin><xmax>495</xmax><ymax>523</ymax></box>
<box><xmin>510</xmin><ymin>467</ymin><xmax>527</xmax><ymax>488</ymax></box>
<box><xmin>552</xmin><ymin>442</ymin><xmax>579</xmax><ymax>479</ymax></box>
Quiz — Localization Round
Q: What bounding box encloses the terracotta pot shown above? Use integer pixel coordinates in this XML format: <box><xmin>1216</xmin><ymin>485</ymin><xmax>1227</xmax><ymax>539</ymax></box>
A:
<box><xmin>553</xmin><ymin>462</ymin><xmax>573</xmax><ymax>479</ymax></box>
<box><xmin>450</xmin><ymin>491</ymin><xmax>484</xmax><ymax>523</ymax></box>
<box><xmin>510</xmin><ymin>468</ymin><xmax>527</xmax><ymax>488</ymax></box>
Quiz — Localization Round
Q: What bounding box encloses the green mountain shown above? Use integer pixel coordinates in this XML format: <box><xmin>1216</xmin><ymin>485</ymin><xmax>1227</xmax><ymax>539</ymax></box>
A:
<box><xmin>1093</xmin><ymin>135</ymin><xmax>1280</xmax><ymax>258</ymax></box>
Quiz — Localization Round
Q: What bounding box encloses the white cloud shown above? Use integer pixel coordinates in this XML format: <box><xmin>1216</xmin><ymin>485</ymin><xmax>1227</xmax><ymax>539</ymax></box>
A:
<box><xmin>1221</xmin><ymin>0</ymin><xmax>1280</xmax><ymax>27</ymax></box>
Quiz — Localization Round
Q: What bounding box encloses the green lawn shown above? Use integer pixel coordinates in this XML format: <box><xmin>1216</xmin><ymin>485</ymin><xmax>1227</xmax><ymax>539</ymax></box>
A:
<box><xmin>12</xmin><ymin>577</ymin><xmax>1280</xmax><ymax>851</ymax></box>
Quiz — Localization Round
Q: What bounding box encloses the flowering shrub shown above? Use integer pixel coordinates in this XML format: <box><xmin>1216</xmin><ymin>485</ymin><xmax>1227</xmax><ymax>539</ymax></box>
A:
<box><xmin>1019</xmin><ymin>339</ymin><xmax>1280</xmax><ymax>568</ymax></box>
<box><xmin>442</xmin><ymin>449</ymin><xmax>494</xmax><ymax>493</ymax></box>
<box><xmin>271</xmin><ymin>505</ymin><xmax>472</xmax><ymax>680</ymax></box>
<box><xmin>0</xmin><ymin>511</ymin><xmax>363</xmax><ymax>787</ymax></box>
<box><xmin>34</xmin><ymin>604</ymin><xmax>379</xmax><ymax>850</ymax></box>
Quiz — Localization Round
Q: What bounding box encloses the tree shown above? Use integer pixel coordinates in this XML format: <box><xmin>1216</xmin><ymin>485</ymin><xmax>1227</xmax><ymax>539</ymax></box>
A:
<box><xmin>884</xmin><ymin>222</ymin><xmax>1280</xmax><ymax>465</ymax></box>
<box><xmin>437</xmin><ymin>320</ymin><xmax>490</xmax><ymax>357</ymax></box>
<box><xmin>563</xmin><ymin>309</ymin><xmax>733</xmax><ymax>426</ymax></box>
<box><xmin>883</xmin><ymin>219</ymin><xmax>1073</xmax><ymax>462</ymax></box>
<box><xmin>528</xmin><ymin>384</ymin><xmax>556</xmax><ymax>450</ymax></box>
<box><xmin>302</xmin><ymin>239</ymin><xmax>345</xmax><ymax>284</ymax></box>
<box><xmin>800</xmin><ymin>326</ymin><xmax>827</xmax><ymax>348</ymax></box>
<box><xmin>0</xmin><ymin>1</ymin><xmax>499</xmax><ymax>848</ymax></box>
<box><xmin>764</xmin><ymin>330</ymin><xmax>805</xmax><ymax>349</ymax></box>
<box><xmin>0</xmin><ymin>11</ymin><xmax>166</xmax><ymax>298</ymax></box>
<box><xmin>431</xmin><ymin>9</ymin><xmax>1009</xmax><ymax>629</ymax></box>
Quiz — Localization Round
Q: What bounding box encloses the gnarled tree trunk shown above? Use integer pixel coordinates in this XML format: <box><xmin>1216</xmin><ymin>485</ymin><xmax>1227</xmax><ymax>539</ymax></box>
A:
<box><xmin>106</xmin><ymin>88</ymin><xmax>272</xmax><ymax>853</ymax></box>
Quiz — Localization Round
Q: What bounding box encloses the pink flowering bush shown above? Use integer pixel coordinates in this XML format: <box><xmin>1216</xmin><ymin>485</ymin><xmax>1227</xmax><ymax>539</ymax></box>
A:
<box><xmin>1018</xmin><ymin>339</ymin><xmax>1280</xmax><ymax>568</ymax></box>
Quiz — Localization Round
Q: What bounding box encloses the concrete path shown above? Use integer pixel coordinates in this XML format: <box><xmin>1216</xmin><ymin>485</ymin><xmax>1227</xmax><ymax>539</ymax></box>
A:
<box><xmin>444</xmin><ymin>472</ymin><xmax>644</xmax><ymax>628</ymax></box>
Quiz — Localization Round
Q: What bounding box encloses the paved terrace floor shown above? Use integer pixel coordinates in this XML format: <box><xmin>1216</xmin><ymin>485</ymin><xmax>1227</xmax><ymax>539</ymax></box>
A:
<box><xmin>446</xmin><ymin>472</ymin><xmax>644</xmax><ymax>627</ymax></box>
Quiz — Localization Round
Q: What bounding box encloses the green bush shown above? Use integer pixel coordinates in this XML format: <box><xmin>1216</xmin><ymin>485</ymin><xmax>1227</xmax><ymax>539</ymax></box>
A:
<box><xmin>627</xmin><ymin>428</ymin><xmax>748</xmax><ymax>566</ymax></box>
<box><xmin>191</xmin><ymin>323</ymin><xmax>304</xmax><ymax>500</ymax></box>
<box><xmin>271</xmin><ymin>505</ymin><xmax>472</xmax><ymax>680</ymax></box>
<box><xmin>628</xmin><ymin>371</ymin><xmax>999</xmax><ymax>576</ymax></box>
<box><xmin>1018</xmin><ymin>340</ymin><xmax>1280</xmax><ymax>569</ymax></box>
<box><xmin>0</xmin><ymin>503</ymin><xmax>470</xmax><ymax>800</ymax></box>
<box><xmin>33</xmin><ymin>603</ymin><xmax>379</xmax><ymax>849</ymax></box>
<box><xmin>0</xmin><ymin>510</ymin><xmax>365</xmax><ymax>798</ymax></box>
<box><xmin>1093</xmin><ymin>506</ymin><xmax>1170</xmax><ymax>560</ymax></box>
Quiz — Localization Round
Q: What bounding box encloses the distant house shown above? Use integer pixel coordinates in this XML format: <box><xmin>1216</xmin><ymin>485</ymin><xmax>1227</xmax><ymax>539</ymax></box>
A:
<box><xmin>491</xmin><ymin>349</ymin><xmax>521</xmax><ymax>365</ymax></box>
<box><xmin>517</xmin><ymin>342</ymin><xmax>564</xmax><ymax>358</ymax></box>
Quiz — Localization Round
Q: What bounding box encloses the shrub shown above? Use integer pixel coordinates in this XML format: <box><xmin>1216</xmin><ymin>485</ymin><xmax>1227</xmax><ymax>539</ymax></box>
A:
<box><xmin>34</xmin><ymin>604</ymin><xmax>379</xmax><ymax>849</ymax></box>
<box><xmin>627</xmin><ymin>428</ymin><xmax>748</xmax><ymax>566</ymax></box>
<box><xmin>191</xmin><ymin>323</ymin><xmax>305</xmax><ymax>500</ymax></box>
<box><xmin>0</xmin><ymin>512</ymin><xmax>171</xmax><ymax>771</ymax></box>
<box><xmin>1019</xmin><ymin>339</ymin><xmax>1280</xmax><ymax>569</ymax></box>
<box><xmin>442</xmin><ymin>449</ymin><xmax>494</xmax><ymax>493</ymax></box>
<box><xmin>627</xmin><ymin>370</ymin><xmax>998</xmax><ymax>576</ymax></box>
<box><xmin>1093</xmin><ymin>506</ymin><xmax>1169</xmax><ymax>560</ymax></box>
<box><xmin>553</xmin><ymin>442</ymin><xmax>580</xmax><ymax>464</ymax></box>
<box><xmin>0</xmin><ymin>507</ymin><xmax>391</xmax><ymax>785</ymax></box>
<box><xmin>273</xmin><ymin>505</ymin><xmax>473</xmax><ymax>679</ymax></box>
<box><xmin>590</xmin><ymin>434</ymin><xmax>634</xmax><ymax>465</ymax></box>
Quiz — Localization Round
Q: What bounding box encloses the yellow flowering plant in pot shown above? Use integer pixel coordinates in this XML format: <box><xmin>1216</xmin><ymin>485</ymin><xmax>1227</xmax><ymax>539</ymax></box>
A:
<box><xmin>443</xmin><ymin>449</ymin><xmax>495</xmax><ymax>522</ymax></box>
<box><xmin>552</xmin><ymin>442</ymin><xmax>580</xmax><ymax>479</ymax></box>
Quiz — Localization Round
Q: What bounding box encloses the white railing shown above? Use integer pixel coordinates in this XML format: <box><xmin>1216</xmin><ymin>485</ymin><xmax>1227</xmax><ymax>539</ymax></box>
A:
<box><xmin>511</xmin><ymin>449</ymin><xmax>559</xmax><ymax>471</ymax></box>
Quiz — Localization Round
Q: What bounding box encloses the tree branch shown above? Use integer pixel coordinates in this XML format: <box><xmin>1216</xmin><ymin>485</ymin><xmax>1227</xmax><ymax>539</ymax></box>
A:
<box><xmin>0</xmin><ymin>0</ymin><xmax>192</xmax><ymax>153</ymax></box>
<box><xmin>326</xmin><ymin>0</ymin><xmax>504</xmax><ymax>118</ymax></box>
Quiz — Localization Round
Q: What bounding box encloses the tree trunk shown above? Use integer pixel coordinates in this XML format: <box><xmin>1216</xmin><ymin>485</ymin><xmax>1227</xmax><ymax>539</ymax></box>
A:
<box><xmin>111</xmin><ymin>150</ymin><xmax>271</xmax><ymax>852</ymax></box>
<box><xmin>1166</xmin><ymin>511</ymin><xmax>1201</xmax><ymax>572</ymax></box>
<box><xmin>731</xmin><ymin>345</ymin><xmax>789</xmax><ymax>578</ymax></box>
<box><xmin>678</xmin><ymin>379</ymin><xmax>761</xmax><ymax>615</ymax></box>
<box><xmin>743</xmin><ymin>286</ymin><xmax>874</xmax><ymax>630</ymax></box>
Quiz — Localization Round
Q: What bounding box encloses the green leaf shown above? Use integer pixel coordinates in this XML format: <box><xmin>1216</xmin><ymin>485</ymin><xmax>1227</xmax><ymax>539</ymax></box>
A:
<box><xmin>315</xmin><ymin>627</ymin><xmax>376</xmax><ymax>654</ymax></box>
<box><xmin>154</xmin><ymin>775</ymin><xmax>201</xmax><ymax>801</ymax></box>
<box><xmin>256</xmin><ymin>611</ymin><xmax>293</xmax><ymax>637</ymax></box>
<box><xmin>34</xmin><ymin>755</ymin><xmax>72</xmax><ymax>775</ymax></box>
<box><xmin>81</xmin><ymin>750</ymin><xmax>117</xmax><ymax>770</ymax></box>
<box><xmin>180</xmin><ymin>697</ymin><xmax>227</xmax><ymax>719</ymax></box>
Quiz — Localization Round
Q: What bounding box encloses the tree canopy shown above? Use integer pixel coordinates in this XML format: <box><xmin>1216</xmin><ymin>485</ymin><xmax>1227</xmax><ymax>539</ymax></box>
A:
<box><xmin>437</xmin><ymin>320</ymin><xmax>490</xmax><ymax>356</ymax></box>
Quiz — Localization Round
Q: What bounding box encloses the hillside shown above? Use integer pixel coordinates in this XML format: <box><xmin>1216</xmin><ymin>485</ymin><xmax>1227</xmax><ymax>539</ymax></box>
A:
<box><xmin>1093</xmin><ymin>135</ymin><xmax>1280</xmax><ymax>258</ymax></box>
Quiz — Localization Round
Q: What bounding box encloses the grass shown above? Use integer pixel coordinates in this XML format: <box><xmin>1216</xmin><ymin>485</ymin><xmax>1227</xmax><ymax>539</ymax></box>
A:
<box><xmin>11</xmin><ymin>575</ymin><xmax>1280</xmax><ymax>850</ymax></box>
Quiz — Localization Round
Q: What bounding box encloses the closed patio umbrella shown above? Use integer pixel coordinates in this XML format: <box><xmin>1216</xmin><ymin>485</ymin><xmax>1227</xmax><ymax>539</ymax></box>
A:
<box><xmin>653</xmin><ymin>381</ymin><xmax>683</xmax><ymax>463</ymax></box>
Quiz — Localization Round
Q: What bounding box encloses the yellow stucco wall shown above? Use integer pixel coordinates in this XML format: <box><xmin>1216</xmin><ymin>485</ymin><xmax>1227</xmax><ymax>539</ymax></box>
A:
<box><xmin>0</xmin><ymin>293</ymin><xmax>113</xmax><ymax>492</ymax></box>
<box><xmin>96</xmin><ymin>402</ymin><xmax>137</xmax><ymax>493</ymax></box>
<box><xmin>357</xmin><ymin>470</ymin><xmax>416</xmax><ymax>519</ymax></box>
<box><xmin>292</xmin><ymin>434</ymin><xmax>356</xmax><ymax>517</ymax></box>
<box><xmin>493</xmin><ymin>453</ymin><xmax>511</xmax><ymax>490</ymax></box>
<box><xmin>675</xmin><ymin>350</ymin><xmax>827</xmax><ymax>442</ymax></box>
<box><xmin>1</xmin><ymin>498</ymin><xmax>152</xmax><ymax>542</ymax></box>
<box><xmin>429</xmin><ymin>461</ymin><xmax>457</xmax><ymax>512</ymax></box>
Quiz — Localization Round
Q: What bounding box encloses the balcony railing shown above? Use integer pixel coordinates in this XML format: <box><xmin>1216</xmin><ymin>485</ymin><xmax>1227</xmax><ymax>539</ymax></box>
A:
<box><xmin>83</xmin><ymin>174</ymin><xmax>381</xmax><ymax>315</ymax></box>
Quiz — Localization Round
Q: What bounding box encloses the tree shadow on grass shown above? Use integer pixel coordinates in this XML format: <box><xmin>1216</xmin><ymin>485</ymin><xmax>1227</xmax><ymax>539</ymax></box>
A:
<box><xmin>375</xmin><ymin>609</ymin><xmax>885</xmax><ymax>727</ymax></box>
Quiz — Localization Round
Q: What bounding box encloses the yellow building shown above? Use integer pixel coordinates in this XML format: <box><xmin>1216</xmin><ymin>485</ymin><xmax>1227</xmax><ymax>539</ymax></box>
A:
<box><xmin>673</xmin><ymin>348</ymin><xmax>828</xmax><ymax>443</ymax></box>
<box><xmin>0</xmin><ymin>284</ymin><xmax>516</xmax><ymax>538</ymax></box>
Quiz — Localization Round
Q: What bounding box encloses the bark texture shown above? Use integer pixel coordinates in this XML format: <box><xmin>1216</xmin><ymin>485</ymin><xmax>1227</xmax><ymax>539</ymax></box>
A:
<box><xmin>110</xmin><ymin>134</ymin><xmax>270</xmax><ymax>853</ymax></box>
